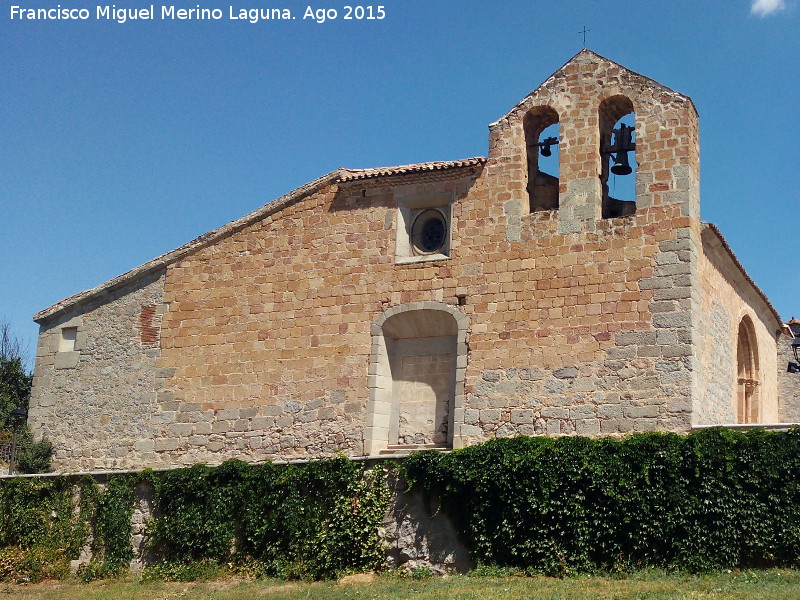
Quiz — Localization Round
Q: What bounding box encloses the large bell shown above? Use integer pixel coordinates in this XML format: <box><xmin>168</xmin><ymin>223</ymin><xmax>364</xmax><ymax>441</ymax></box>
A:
<box><xmin>610</xmin><ymin>151</ymin><xmax>632</xmax><ymax>176</ymax></box>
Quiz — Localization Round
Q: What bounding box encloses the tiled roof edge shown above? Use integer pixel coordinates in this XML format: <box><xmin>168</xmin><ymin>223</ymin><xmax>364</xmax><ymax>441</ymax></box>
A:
<box><xmin>34</xmin><ymin>157</ymin><xmax>486</xmax><ymax>322</ymax></box>
<box><xmin>339</xmin><ymin>157</ymin><xmax>486</xmax><ymax>181</ymax></box>
<box><xmin>703</xmin><ymin>222</ymin><xmax>783</xmax><ymax>329</ymax></box>
<box><xmin>34</xmin><ymin>169</ymin><xmax>345</xmax><ymax>323</ymax></box>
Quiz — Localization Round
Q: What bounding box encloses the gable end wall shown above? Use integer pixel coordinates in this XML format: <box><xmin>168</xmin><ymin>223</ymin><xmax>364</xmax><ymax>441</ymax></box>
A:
<box><xmin>31</xmin><ymin>52</ymin><xmax>785</xmax><ymax>472</ymax></box>
<box><xmin>29</xmin><ymin>270</ymin><xmax>167</xmax><ymax>471</ymax></box>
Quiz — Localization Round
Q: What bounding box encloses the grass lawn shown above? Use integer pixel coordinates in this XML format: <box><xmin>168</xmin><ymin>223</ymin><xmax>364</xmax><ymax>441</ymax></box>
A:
<box><xmin>1</xmin><ymin>570</ymin><xmax>800</xmax><ymax>600</ymax></box>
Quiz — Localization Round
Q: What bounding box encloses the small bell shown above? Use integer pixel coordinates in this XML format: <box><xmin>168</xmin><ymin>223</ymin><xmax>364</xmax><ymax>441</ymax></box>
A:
<box><xmin>538</xmin><ymin>136</ymin><xmax>558</xmax><ymax>157</ymax></box>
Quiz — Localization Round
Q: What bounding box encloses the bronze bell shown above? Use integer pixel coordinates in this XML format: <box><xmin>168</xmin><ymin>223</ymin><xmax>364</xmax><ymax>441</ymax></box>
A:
<box><xmin>539</xmin><ymin>136</ymin><xmax>558</xmax><ymax>157</ymax></box>
<box><xmin>610</xmin><ymin>151</ymin><xmax>632</xmax><ymax>176</ymax></box>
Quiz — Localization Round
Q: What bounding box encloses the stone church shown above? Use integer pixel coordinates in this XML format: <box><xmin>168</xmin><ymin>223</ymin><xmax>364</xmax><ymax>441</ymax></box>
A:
<box><xmin>29</xmin><ymin>50</ymin><xmax>794</xmax><ymax>471</ymax></box>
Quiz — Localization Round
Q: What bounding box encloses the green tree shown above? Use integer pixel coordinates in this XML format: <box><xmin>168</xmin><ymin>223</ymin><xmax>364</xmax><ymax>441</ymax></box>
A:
<box><xmin>15</xmin><ymin>428</ymin><xmax>54</xmax><ymax>473</ymax></box>
<box><xmin>0</xmin><ymin>321</ymin><xmax>52</xmax><ymax>473</ymax></box>
<box><xmin>0</xmin><ymin>322</ymin><xmax>32</xmax><ymax>431</ymax></box>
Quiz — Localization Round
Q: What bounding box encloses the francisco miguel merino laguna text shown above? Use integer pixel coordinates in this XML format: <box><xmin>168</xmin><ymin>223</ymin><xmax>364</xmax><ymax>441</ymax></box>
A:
<box><xmin>9</xmin><ymin>4</ymin><xmax>387</xmax><ymax>23</ymax></box>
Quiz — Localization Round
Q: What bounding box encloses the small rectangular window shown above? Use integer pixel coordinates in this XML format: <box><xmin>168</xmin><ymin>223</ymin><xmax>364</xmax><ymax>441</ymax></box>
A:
<box><xmin>59</xmin><ymin>327</ymin><xmax>78</xmax><ymax>352</ymax></box>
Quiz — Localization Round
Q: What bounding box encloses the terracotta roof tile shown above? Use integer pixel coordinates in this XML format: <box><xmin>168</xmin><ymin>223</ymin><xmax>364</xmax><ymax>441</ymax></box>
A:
<box><xmin>703</xmin><ymin>222</ymin><xmax>782</xmax><ymax>328</ymax></box>
<box><xmin>340</xmin><ymin>157</ymin><xmax>486</xmax><ymax>181</ymax></box>
<box><xmin>35</xmin><ymin>159</ymin><xmax>487</xmax><ymax>322</ymax></box>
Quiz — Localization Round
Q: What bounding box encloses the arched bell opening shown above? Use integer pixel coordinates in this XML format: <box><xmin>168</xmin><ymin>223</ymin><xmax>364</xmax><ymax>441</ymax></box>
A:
<box><xmin>599</xmin><ymin>96</ymin><xmax>637</xmax><ymax>218</ymax></box>
<box><xmin>524</xmin><ymin>106</ymin><xmax>560</xmax><ymax>213</ymax></box>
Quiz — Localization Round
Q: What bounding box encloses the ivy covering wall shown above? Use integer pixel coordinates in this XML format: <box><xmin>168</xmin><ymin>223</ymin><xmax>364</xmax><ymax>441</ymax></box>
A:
<box><xmin>147</xmin><ymin>458</ymin><xmax>390</xmax><ymax>579</ymax></box>
<box><xmin>1</xmin><ymin>429</ymin><xmax>800</xmax><ymax>582</ymax></box>
<box><xmin>405</xmin><ymin>428</ymin><xmax>800</xmax><ymax>574</ymax></box>
<box><xmin>0</xmin><ymin>457</ymin><xmax>390</xmax><ymax>582</ymax></box>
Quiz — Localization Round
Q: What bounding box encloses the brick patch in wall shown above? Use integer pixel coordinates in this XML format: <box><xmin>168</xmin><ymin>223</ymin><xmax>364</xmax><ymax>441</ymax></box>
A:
<box><xmin>139</xmin><ymin>304</ymin><xmax>161</xmax><ymax>347</ymax></box>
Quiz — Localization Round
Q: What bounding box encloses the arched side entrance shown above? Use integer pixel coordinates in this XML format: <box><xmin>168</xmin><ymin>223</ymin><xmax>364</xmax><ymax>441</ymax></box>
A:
<box><xmin>365</xmin><ymin>302</ymin><xmax>468</xmax><ymax>455</ymax></box>
<box><xmin>736</xmin><ymin>315</ymin><xmax>760</xmax><ymax>423</ymax></box>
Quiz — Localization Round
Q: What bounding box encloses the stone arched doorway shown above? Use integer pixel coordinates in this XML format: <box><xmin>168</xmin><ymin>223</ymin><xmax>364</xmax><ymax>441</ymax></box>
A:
<box><xmin>365</xmin><ymin>302</ymin><xmax>468</xmax><ymax>455</ymax></box>
<box><xmin>736</xmin><ymin>316</ymin><xmax>760</xmax><ymax>423</ymax></box>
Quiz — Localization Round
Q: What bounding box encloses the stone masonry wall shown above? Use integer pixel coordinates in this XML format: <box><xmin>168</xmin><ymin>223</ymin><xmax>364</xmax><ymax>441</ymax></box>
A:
<box><xmin>697</xmin><ymin>300</ymin><xmax>736</xmax><ymax>424</ymax></box>
<box><xmin>696</xmin><ymin>228</ymin><xmax>780</xmax><ymax>424</ymax></box>
<box><xmin>29</xmin><ymin>271</ymin><xmax>166</xmax><ymax>471</ymax></box>
<box><xmin>151</xmin><ymin>172</ymin><xmax>480</xmax><ymax>466</ymax></box>
<box><xmin>30</xmin><ymin>51</ymin><xmax>750</xmax><ymax>471</ymax></box>
<box><xmin>778</xmin><ymin>335</ymin><xmax>800</xmax><ymax>423</ymax></box>
<box><xmin>469</xmin><ymin>50</ymin><xmax>702</xmax><ymax>444</ymax></box>
<box><xmin>383</xmin><ymin>472</ymin><xmax>471</xmax><ymax>573</ymax></box>
<box><xmin>151</xmin><ymin>51</ymin><xmax>700</xmax><ymax>466</ymax></box>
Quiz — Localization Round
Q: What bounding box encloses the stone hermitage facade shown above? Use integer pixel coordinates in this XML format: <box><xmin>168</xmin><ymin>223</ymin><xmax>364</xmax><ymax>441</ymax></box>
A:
<box><xmin>29</xmin><ymin>50</ymin><xmax>791</xmax><ymax>471</ymax></box>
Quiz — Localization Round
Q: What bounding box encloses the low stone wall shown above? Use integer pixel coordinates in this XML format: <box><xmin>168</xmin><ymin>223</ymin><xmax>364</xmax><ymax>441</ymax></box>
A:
<box><xmin>382</xmin><ymin>472</ymin><xmax>471</xmax><ymax>574</ymax></box>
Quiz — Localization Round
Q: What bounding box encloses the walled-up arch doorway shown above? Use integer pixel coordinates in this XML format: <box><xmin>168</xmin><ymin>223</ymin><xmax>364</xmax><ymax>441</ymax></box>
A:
<box><xmin>364</xmin><ymin>302</ymin><xmax>468</xmax><ymax>455</ymax></box>
<box><xmin>736</xmin><ymin>316</ymin><xmax>760</xmax><ymax>423</ymax></box>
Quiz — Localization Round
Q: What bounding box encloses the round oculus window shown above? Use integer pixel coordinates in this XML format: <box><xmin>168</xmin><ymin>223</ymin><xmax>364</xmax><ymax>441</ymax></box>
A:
<box><xmin>411</xmin><ymin>209</ymin><xmax>447</xmax><ymax>255</ymax></box>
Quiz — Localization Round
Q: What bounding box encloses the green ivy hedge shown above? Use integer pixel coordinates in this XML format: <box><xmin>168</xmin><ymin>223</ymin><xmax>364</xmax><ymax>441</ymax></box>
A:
<box><xmin>0</xmin><ymin>457</ymin><xmax>391</xmax><ymax>582</ymax></box>
<box><xmin>148</xmin><ymin>457</ymin><xmax>390</xmax><ymax>579</ymax></box>
<box><xmin>0</xmin><ymin>476</ymin><xmax>97</xmax><ymax>582</ymax></box>
<box><xmin>3</xmin><ymin>429</ymin><xmax>800</xmax><ymax>582</ymax></box>
<box><xmin>404</xmin><ymin>428</ymin><xmax>800</xmax><ymax>574</ymax></box>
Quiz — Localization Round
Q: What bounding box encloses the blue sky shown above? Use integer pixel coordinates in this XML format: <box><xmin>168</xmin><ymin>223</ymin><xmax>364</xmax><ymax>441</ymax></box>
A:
<box><xmin>1</xmin><ymin>0</ymin><xmax>798</xmax><ymax>368</ymax></box>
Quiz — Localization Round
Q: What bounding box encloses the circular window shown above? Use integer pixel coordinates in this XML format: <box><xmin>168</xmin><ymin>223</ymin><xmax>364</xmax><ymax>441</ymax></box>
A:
<box><xmin>411</xmin><ymin>209</ymin><xmax>447</xmax><ymax>255</ymax></box>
